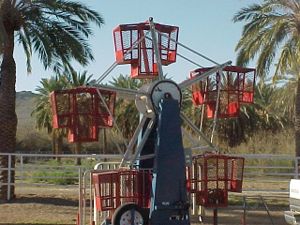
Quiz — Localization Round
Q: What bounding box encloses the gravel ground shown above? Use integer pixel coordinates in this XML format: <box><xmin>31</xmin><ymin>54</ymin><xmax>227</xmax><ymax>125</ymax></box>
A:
<box><xmin>0</xmin><ymin>185</ymin><xmax>289</xmax><ymax>225</ymax></box>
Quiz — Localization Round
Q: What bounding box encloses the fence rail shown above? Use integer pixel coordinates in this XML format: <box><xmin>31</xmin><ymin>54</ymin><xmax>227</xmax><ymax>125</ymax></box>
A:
<box><xmin>0</xmin><ymin>153</ymin><xmax>298</xmax><ymax>200</ymax></box>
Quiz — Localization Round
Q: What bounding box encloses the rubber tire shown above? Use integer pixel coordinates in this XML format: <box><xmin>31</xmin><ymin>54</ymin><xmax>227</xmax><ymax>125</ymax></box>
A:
<box><xmin>112</xmin><ymin>203</ymin><xmax>148</xmax><ymax>225</ymax></box>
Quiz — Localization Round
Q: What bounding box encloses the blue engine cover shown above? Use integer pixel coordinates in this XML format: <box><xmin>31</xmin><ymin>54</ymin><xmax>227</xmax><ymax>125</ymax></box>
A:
<box><xmin>149</xmin><ymin>98</ymin><xmax>190</xmax><ymax>225</ymax></box>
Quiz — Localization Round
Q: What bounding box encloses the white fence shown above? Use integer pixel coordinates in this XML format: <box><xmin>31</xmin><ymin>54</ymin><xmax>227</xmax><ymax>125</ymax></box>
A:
<box><xmin>0</xmin><ymin>153</ymin><xmax>123</xmax><ymax>200</ymax></box>
<box><xmin>0</xmin><ymin>153</ymin><xmax>298</xmax><ymax>200</ymax></box>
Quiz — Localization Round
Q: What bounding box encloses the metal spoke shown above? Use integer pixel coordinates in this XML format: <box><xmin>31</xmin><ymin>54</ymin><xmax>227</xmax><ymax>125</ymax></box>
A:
<box><xmin>130</xmin><ymin>117</ymin><xmax>156</xmax><ymax>166</ymax></box>
<box><xmin>119</xmin><ymin>116</ymin><xmax>149</xmax><ymax>167</ymax></box>
<box><xmin>149</xmin><ymin>18</ymin><xmax>164</xmax><ymax>80</ymax></box>
<box><xmin>210</xmin><ymin>70</ymin><xmax>222</xmax><ymax>143</ymax></box>
<box><xmin>144</xmin><ymin>34</ymin><xmax>204</xmax><ymax>68</ymax></box>
<box><xmin>94</xmin><ymin>84</ymin><xmax>148</xmax><ymax>100</ymax></box>
<box><xmin>156</xmin><ymin>29</ymin><xmax>220</xmax><ymax>65</ymax></box>
<box><xmin>138</xmin><ymin>153</ymin><xmax>155</xmax><ymax>161</ymax></box>
<box><xmin>180</xmin><ymin>112</ymin><xmax>217</xmax><ymax>151</ymax></box>
<box><xmin>96</xmin><ymin>31</ymin><xmax>151</xmax><ymax>84</ymax></box>
<box><xmin>179</xmin><ymin>61</ymin><xmax>232</xmax><ymax>89</ymax></box>
<box><xmin>177</xmin><ymin>52</ymin><xmax>203</xmax><ymax>68</ymax></box>
<box><xmin>182</xmin><ymin>127</ymin><xmax>198</xmax><ymax>147</ymax></box>
<box><xmin>96</xmin><ymin>61</ymin><xmax>118</xmax><ymax>84</ymax></box>
<box><xmin>95</xmin><ymin>88</ymin><xmax>128</xmax><ymax>148</ymax></box>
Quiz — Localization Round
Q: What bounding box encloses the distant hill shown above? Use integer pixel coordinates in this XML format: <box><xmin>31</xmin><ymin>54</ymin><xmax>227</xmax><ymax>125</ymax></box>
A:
<box><xmin>16</xmin><ymin>91</ymin><xmax>38</xmax><ymax>138</ymax></box>
<box><xmin>16</xmin><ymin>91</ymin><xmax>50</xmax><ymax>151</ymax></box>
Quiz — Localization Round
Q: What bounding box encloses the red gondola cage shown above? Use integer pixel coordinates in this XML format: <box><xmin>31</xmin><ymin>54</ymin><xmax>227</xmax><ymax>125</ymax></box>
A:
<box><xmin>92</xmin><ymin>169</ymin><xmax>152</xmax><ymax>212</ymax></box>
<box><xmin>50</xmin><ymin>87</ymin><xmax>116</xmax><ymax>142</ymax></box>
<box><xmin>192</xmin><ymin>154</ymin><xmax>229</xmax><ymax>208</ymax></box>
<box><xmin>190</xmin><ymin>66</ymin><xmax>256</xmax><ymax>118</ymax></box>
<box><xmin>113</xmin><ymin>22</ymin><xmax>179</xmax><ymax>79</ymax></box>
<box><xmin>190</xmin><ymin>153</ymin><xmax>245</xmax><ymax>208</ymax></box>
<box><xmin>206</xmin><ymin>101</ymin><xmax>240</xmax><ymax>119</ymax></box>
<box><xmin>227</xmin><ymin>156</ymin><xmax>244</xmax><ymax>192</ymax></box>
<box><xmin>50</xmin><ymin>90</ymin><xmax>72</xmax><ymax>128</ymax></box>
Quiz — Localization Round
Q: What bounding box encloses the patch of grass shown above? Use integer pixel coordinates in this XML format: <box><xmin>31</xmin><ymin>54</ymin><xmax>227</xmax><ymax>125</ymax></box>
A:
<box><xmin>227</xmin><ymin>129</ymin><xmax>294</xmax><ymax>155</ymax></box>
<box><xmin>28</xmin><ymin>159</ymin><xmax>81</xmax><ymax>185</ymax></box>
<box><xmin>228</xmin><ymin>194</ymin><xmax>289</xmax><ymax>207</ymax></box>
<box><xmin>32</xmin><ymin>170</ymin><xmax>78</xmax><ymax>185</ymax></box>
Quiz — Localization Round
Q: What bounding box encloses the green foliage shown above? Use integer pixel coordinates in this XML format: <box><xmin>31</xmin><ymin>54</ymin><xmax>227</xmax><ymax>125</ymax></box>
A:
<box><xmin>231</xmin><ymin>0</ymin><xmax>300</xmax><ymax>149</ymax></box>
<box><xmin>228</xmin><ymin>129</ymin><xmax>294</xmax><ymax>155</ymax></box>
<box><xmin>32</xmin><ymin>76</ymin><xmax>66</xmax><ymax>133</ymax></box>
<box><xmin>233</xmin><ymin>0</ymin><xmax>300</xmax><ymax>78</ymax></box>
<box><xmin>110</xmin><ymin>74</ymin><xmax>142</xmax><ymax>139</ymax></box>
<box><xmin>184</xmin><ymin>82</ymin><xmax>292</xmax><ymax>147</ymax></box>
<box><xmin>31</xmin><ymin>71</ymin><xmax>95</xmax><ymax>157</ymax></box>
<box><xmin>7</xmin><ymin>0</ymin><xmax>105</xmax><ymax>74</ymax></box>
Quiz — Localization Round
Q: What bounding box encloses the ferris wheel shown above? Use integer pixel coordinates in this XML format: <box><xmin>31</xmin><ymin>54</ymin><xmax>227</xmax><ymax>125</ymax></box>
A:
<box><xmin>50</xmin><ymin>17</ymin><xmax>255</xmax><ymax>225</ymax></box>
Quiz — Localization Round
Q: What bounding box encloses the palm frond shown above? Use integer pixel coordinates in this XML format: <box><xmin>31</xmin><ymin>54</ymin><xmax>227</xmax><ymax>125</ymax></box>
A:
<box><xmin>16</xmin><ymin>0</ymin><xmax>104</xmax><ymax>73</ymax></box>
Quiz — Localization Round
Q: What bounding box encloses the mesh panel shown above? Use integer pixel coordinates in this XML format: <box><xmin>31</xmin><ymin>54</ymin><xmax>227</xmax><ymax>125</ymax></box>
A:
<box><xmin>75</xmin><ymin>92</ymin><xmax>94</xmax><ymax>114</ymax></box>
<box><xmin>93</xmin><ymin>170</ymin><xmax>151</xmax><ymax>212</ymax></box>
<box><xmin>95</xmin><ymin>91</ymin><xmax>116</xmax><ymax>127</ymax></box>
<box><xmin>239</xmin><ymin>70</ymin><xmax>256</xmax><ymax>103</ymax></box>
<box><xmin>227</xmin><ymin>157</ymin><xmax>244</xmax><ymax>192</ymax></box>
<box><xmin>191</xmin><ymin>154</ymin><xmax>244</xmax><ymax>207</ymax></box>
<box><xmin>190</xmin><ymin>66</ymin><xmax>256</xmax><ymax>117</ymax></box>
<box><xmin>50</xmin><ymin>92</ymin><xmax>71</xmax><ymax>128</ymax></box>
<box><xmin>56</xmin><ymin>93</ymin><xmax>70</xmax><ymax>114</ymax></box>
<box><xmin>50</xmin><ymin>88</ymin><xmax>116</xmax><ymax>142</ymax></box>
<box><xmin>169</xmin><ymin>29</ymin><xmax>178</xmax><ymax>50</ymax></box>
<box><xmin>113</xmin><ymin>22</ymin><xmax>179</xmax><ymax>76</ymax></box>
<box><xmin>93</xmin><ymin>172</ymin><xmax>119</xmax><ymax>211</ymax></box>
<box><xmin>114</xmin><ymin>31</ymin><xmax>122</xmax><ymax>51</ymax></box>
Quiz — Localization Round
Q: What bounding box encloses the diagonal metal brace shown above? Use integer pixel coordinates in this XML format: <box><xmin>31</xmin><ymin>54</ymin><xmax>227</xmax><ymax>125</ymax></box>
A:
<box><xmin>179</xmin><ymin>61</ymin><xmax>232</xmax><ymax>89</ymax></box>
<box><xmin>180</xmin><ymin>112</ymin><xmax>217</xmax><ymax>151</ymax></box>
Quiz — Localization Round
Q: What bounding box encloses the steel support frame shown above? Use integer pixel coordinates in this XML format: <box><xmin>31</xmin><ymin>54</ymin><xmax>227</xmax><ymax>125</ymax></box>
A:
<box><xmin>119</xmin><ymin>116</ymin><xmax>156</xmax><ymax>167</ymax></box>
<box><xmin>91</xmin><ymin>17</ymin><xmax>234</xmax><ymax>168</ymax></box>
<box><xmin>180</xmin><ymin>112</ymin><xmax>217</xmax><ymax>151</ymax></box>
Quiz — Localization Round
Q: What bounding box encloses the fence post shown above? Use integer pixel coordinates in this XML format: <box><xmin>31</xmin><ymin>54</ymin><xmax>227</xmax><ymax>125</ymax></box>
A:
<box><xmin>20</xmin><ymin>155</ymin><xmax>24</xmax><ymax>183</ymax></box>
<box><xmin>78</xmin><ymin>167</ymin><xmax>83</xmax><ymax>225</ymax></box>
<box><xmin>7</xmin><ymin>154</ymin><xmax>11</xmax><ymax>201</ymax></box>
<box><xmin>295</xmin><ymin>157</ymin><xmax>299</xmax><ymax>179</ymax></box>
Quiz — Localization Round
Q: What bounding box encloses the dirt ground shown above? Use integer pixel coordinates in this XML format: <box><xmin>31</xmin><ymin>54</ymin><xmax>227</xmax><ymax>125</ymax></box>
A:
<box><xmin>0</xmin><ymin>185</ymin><xmax>289</xmax><ymax>225</ymax></box>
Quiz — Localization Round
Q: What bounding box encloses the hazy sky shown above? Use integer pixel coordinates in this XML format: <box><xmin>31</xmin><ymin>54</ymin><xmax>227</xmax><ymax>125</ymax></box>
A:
<box><xmin>14</xmin><ymin>0</ymin><xmax>262</xmax><ymax>92</ymax></box>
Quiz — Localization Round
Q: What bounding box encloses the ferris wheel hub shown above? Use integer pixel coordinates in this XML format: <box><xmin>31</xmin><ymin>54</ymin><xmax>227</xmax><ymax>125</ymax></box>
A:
<box><xmin>135</xmin><ymin>80</ymin><xmax>182</xmax><ymax>117</ymax></box>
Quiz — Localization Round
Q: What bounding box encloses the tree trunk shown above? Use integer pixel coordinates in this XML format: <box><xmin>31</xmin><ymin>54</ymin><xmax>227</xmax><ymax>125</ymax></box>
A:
<box><xmin>54</xmin><ymin>131</ymin><xmax>63</xmax><ymax>163</ymax></box>
<box><xmin>0</xmin><ymin>25</ymin><xmax>17</xmax><ymax>201</ymax></box>
<box><xmin>74</xmin><ymin>142</ymin><xmax>81</xmax><ymax>165</ymax></box>
<box><xmin>103</xmin><ymin>129</ymin><xmax>107</xmax><ymax>153</ymax></box>
<box><xmin>295</xmin><ymin>78</ymin><xmax>300</xmax><ymax>157</ymax></box>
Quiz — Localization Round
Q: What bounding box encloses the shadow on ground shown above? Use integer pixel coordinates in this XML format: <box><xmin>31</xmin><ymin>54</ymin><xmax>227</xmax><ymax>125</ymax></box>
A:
<box><xmin>7</xmin><ymin>195</ymin><xmax>78</xmax><ymax>207</ymax></box>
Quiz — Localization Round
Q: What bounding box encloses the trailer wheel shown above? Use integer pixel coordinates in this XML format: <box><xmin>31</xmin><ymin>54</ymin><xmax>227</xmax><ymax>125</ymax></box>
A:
<box><xmin>112</xmin><ymin>203</ymin><xmax>148</xmax><ymax>225</ymax></box>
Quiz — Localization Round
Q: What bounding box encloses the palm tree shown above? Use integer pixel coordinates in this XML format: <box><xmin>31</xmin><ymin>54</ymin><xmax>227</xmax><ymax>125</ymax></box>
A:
<box><xmin>185</xmin><ymin>80</ymin><xmax>289</xmax><ymax>148</ymax></box>
<box><xmin>218</xmin><ymin>83</ymin><xmax>289</xmax><ymax>147</ymax></box>
<box><xmin>0</xmin><ymin>0</ymin><xmax>104</xmax><ymax>200</ymax></box>
<box><xmin>65</xmin><ymin>69</ymin><xmax>93</xmax><ymax>165</ymax></box>
<box><xmin>33</xmin><ymin>71</ymin><xmax>94</xmax><ymax>165</ymax></box>
<box><xmin>233</xmin><ymin>0</ymin><xmax>300</xmax><ymax>156</ymax></box>
<box><xmin>32</xmin><ymin>76</ymin><xmax>66</xmax><ymax>158</ymax></box>
<box><xmin>110</xmin><ymin>74</ymin><xmax>142</xmax><ymax>140</ymax></box>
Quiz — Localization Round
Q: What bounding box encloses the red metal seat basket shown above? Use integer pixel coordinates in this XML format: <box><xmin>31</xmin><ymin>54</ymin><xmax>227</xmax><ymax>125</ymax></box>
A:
<box><xmin>113</xmin><ymin>21</ymin><xmax>179</xmax><ymax>79</ymax></box>
<box><xmin>50</xmin><ymin>87</ymin><xmax>116</xmax><ymax>142</ymax></box>
<box><xmin>190</xmin><ymin>66</ymin><xmax>256</xmax><ymax>118</ymax></box>
<box><xmin>189</xmin><ymin>153</ymin><xmax>244</xmax><ymax>208</ymax></box>
<box><xmin>92</xmin><ymin>155</ymin><xmax>244</xmax><ymax>211</ymax></box>
<box><xmin>92</xmin><ymin>169</ymin><xmax>152</xmax><ymax>212</ymax></box>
